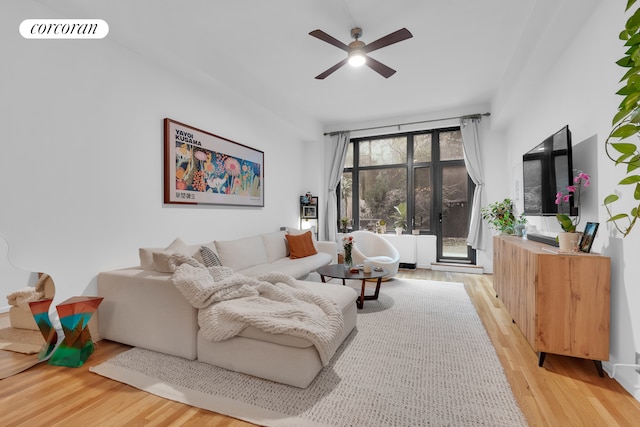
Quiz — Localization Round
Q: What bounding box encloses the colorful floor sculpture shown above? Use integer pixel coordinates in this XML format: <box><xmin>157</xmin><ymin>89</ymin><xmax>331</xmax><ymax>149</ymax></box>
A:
<box><xmin>28</xmin><ymin>298</ymin><xmax>58</xmax><ymax>360</ymax></box>
<box><xmin>49</xmin><ymin>296</ymin><xmax>103</xmax><ymax>367</ymax></box>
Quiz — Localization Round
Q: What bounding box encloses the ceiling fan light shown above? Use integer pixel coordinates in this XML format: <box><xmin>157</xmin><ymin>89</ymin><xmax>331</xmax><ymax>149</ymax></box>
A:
<box><xmin>348</xmin><ymin>51</ymin><xmax>366</xmax><ymax>67</ymax></box>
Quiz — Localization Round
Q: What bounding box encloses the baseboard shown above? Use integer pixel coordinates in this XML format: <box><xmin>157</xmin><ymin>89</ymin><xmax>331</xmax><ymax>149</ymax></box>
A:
<box><xmin>430</xmin><ymin>262</ymin><xmax>484</xmax><ymax>274</ymax></box>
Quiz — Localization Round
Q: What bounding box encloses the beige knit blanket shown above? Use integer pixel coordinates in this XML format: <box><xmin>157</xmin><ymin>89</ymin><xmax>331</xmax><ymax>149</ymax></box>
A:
<box><xmin>169</xmin><ymin>258</ymin><xmax>344</xmax><ymax>365</ymax></box>
<box><xmin>6</xmin><ymin>273</ymin><xmax>49</xmax><ymax>309</ymax></box>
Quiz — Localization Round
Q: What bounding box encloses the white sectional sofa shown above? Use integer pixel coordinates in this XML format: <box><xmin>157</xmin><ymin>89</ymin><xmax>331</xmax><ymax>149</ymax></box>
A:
<box><xmin>97</xmin><ymin>230</ymin><xmax>357</xmax><ymax>388</ymax></box>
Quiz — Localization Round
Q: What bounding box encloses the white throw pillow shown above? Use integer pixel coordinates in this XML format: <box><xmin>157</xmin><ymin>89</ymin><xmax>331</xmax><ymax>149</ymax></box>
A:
<box><xmin>139</xmin><ymin>237</ymin><xmax>191</xmax><ymax>272</ymax></box>
<box><xmin>214</xmin><ymin>235</ymin><xmax>269</xmax><ymax>271</ymax></box>
<box><xmin>261</xmin><ymin>231</ymin><xmax>287</xmax><ymax>263</ymax></box>
<box><xmin>139</xmin><ymin>247</ymin><xmax>163</xmax><ymax>270</ymax></box>
<box><xmin>152</xmin><ymin>251</ymin><xmax>177</xmax><ymax>273</ymax></box>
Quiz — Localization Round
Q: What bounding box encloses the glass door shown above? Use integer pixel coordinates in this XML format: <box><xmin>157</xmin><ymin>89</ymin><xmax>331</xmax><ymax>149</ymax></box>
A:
<box><xmin>436</xmin><ymin>131</ymin><xmax>475</xmax><ymax>263</ymax></box>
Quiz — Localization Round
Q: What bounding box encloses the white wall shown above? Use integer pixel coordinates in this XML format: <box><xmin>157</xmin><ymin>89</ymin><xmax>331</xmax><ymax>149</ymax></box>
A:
<box><xmin>493</xmin><ymin>1</ymin><xmax>640</xmax><ymax>400</ymax></box>
<box><xmin>0</xmin><ymin>2</ymin><xmax>323</xmax><ymax>321</ymax></box>
<box><xmin>0</xmin><ymin>237</ymin><xmax>39</xmax><ymax>313</ymax></box>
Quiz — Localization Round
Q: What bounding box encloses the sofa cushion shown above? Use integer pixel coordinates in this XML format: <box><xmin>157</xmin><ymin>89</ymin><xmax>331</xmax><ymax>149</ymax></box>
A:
<box><xmin>215</xmin><ymin>235</ymin><xmax>269</xmax><ymax>272</ymax></box>
<box><xmin>261</xmin><ymin>231</ymin><xmax>287</xmax><ymax>263</ymax></box>
<box><xmin>139</xmin><ymin>247</ymin><xmax>163</xmax><ymax>270</ymax></box>
<box><xmin>153</xmin><ymin>251</ymin><xmax>178</xmax><ymax>273</ymax></box>
<box><xmin>239</xmin><ymin>262</ymin><xmax>310</xmax><ymax>280</ymax></box>
<box><xmin>141</xmin><ymin>238</ymin><xmax>192</xmax><ymax>272</ymax></box>
<box><xmin>200</xmin><ymin>246</ymin><xmax>222</xmax><ymax>267</ymax></box>
<box><xmin>286</xmin><ymin>231</ymin><xmax>318</xmax><ymax>259</ymax></box>
<box><xmin>286</xmin><ymin>228</ymin><xmax>318</xmax><ymax>251</ymax></box>
<box><xmin>269</xmin><ymin>252</ymin><xmax>332</xmax><ymax>277</ymax></box>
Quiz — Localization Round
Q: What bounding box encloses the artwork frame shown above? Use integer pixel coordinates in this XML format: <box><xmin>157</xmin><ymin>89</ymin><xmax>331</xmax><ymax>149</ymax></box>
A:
<box><xmin>164</xmin><ymin>118</ymin><xmax>264</xmax><ymax>207</ymax></box>
<box><xmin>578</xmin><ymin>222</ymin><xmax>599</xmax><ymax>253</ymax></box>
<box><xmin>302</xmin><ymin>205</ymin><xmax>317</xmax><ymax>219</ymax></box>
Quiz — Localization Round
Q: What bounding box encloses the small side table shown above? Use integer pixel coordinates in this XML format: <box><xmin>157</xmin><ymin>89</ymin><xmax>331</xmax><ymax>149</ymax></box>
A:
<box><xmin>48</xmin><ymin>296</ymin><xmax>103</xmax><ymax>367</ymax></box>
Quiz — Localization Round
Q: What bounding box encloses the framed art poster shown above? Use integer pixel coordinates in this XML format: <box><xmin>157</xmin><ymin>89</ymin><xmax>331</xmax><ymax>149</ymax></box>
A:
<box><xmin>164</xmin><ymin>118</ymin><xmax>264</xmax><ymax>207</ymax></box>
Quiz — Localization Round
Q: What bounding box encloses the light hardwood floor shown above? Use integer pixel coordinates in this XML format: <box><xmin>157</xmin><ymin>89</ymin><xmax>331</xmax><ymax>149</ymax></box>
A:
<box><xmin>1</xmin><ymin>270</ymin><xmax>639</xmax><ymax>426</ymax></box>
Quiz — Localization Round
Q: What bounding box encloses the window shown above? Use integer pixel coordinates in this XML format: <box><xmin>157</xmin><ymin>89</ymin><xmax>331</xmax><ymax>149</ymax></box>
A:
<box><xmin>339</xmin><ymin>127</ymin><xmax>471</xmax><ymax>242</ymax></box>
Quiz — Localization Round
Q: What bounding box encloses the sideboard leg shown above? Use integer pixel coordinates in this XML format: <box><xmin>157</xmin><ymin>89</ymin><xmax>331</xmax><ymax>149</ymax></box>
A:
<box><xmin>593</xmin><ymin>360</ymin><xmax>604</xmax><ymax>377</ymax></box>
<box><xmin>538</xmin><ymin>352</ymin><xmax>547</xmax><ymax>367</ymax></box>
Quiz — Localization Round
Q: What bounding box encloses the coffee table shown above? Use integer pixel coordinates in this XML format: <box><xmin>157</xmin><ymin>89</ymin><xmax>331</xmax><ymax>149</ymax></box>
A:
<box><xmin>316</xmin><ymin>264</ymin><xmax>388</xmax><ymax>309</ymax></box>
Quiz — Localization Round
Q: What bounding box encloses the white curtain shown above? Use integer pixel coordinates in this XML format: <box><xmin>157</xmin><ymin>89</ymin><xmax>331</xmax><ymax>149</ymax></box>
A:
<box><xmin>460</xmin><ymin>117</ymin><xmax>486</xmax><ymax>250</ymax></box>
<box><xmin>325</xmin><ymin>131</ymin><xmax>350</xmax><ymax>241</ymax></box>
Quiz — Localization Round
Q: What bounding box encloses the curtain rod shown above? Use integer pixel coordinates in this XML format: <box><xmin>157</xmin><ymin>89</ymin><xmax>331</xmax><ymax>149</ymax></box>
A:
<box><xmin>323</xmin><ymin>112</ymin><xmax>491</xmax><ymax>136</ymax></box>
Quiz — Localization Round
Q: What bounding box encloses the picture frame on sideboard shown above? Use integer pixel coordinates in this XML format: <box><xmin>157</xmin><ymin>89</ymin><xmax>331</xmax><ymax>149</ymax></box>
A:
<box><xmin>578</xmin><ymin>222</ymin><xmax>599</xmax><ymax>253</ymax></box>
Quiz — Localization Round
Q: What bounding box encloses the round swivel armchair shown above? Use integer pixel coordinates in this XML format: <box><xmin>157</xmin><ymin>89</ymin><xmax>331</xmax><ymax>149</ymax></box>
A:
<box><xmin>350</xmin><ymin>230</ymin><xmax>400</xmax><ymax>278</ymax></box>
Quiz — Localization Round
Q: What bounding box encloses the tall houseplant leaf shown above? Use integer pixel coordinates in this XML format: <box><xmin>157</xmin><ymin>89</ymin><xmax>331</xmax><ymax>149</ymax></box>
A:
<box><xmin>604</xmin><ymin>2</ymin><xmax>640</xmax><ymax>236</ymax></box>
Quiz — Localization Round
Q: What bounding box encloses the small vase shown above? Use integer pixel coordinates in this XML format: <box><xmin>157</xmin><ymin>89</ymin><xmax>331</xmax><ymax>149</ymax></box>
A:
<box><xmin>344</xmin><ymin>248</ymin><xmax>353</xmax><ymax>268</ymax></box>
<box><xmin>558</xmin><ymin>232</ymin><xmax>580</xmax><ymax>252</ymax></box>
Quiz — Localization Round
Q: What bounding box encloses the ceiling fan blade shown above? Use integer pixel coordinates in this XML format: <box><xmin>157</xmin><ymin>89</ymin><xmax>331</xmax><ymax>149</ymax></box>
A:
<box><xmin>363</xmin><ymin>28</ymin><xmax>413</xmax><ymax>54</ymax></box>
<box><xmin>315</xmin><ymin>58</ymin><xmax>349</xmax><ymax>79</ymax></box>
<box><xmin>365</xmin><ymin>56</ymin><xmax>396</xmax><ymax>78</ymax></box>
<box><xmin>309</xmin><ymin>29</ymin><xmax>349</xmax><ymax>51</ymax></box>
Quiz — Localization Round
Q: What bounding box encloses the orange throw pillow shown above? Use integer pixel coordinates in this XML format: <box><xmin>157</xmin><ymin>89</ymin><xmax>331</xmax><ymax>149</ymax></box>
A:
<box><xmin>286</xmin><ymin>231</ymin><xmax>318</xmax><ymax>259</ymax></box>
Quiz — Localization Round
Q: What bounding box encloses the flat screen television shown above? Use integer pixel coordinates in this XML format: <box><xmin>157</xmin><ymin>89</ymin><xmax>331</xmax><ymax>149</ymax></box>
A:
<box><xmin>522</xmin><ymin>125</ymin><xmax>575</xmax><ymax>216</ymax></box>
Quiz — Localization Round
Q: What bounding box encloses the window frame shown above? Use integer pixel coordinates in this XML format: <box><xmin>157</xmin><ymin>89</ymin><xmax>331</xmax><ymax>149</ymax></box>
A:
<box><xmin>338</xmin><ymin>126</ymin><xmax>468</xmax><ymax>236</ymax></box>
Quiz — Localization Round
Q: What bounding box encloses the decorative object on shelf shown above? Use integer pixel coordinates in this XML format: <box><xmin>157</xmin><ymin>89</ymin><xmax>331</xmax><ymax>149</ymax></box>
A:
<box><xmin>301</xmin><ymin>193</ymin><xmax>314</xmax><ymax>205</ymax></box>
<box><xmin>603</xmin><ymin>0</ymin><xmax>640</xmax><ymax>237</ymax></box>
<box><xmin>342</xmin><ymin>234</ymin><xmax>354</xmax><ymax>269</ymax></box>
<box><xmin>163</xmin><ymin>118</ymin><xmax>264</xmax><ymax>207</ymax></box>
<box><xmin>578</xmin><ymin>222</ymin><xmax>600</xmax><ymax>253</ymax></box>
<box><xmin>376</xmin><ymin>219</ymin><xmax>387</xmax><ymax>234</ymax></box>
<box><xmin>302</xmin><ymin>205</ymin><xmax>317</xmax><ymax>219</ymax></box>
<box><xmin>392</xmin><ymin>202</ymin><xmax>407</xmax><ymax>235</ymax></box>
<box><xmin>481</xmin><ymin>198</ymin><xmax>519</xmax><ymax>235</ymax></box>
<box><xmin>514</xmin><ymin>223</ymin><xmax>526</xmax><ymax>237</ymax></box>
<box><xmin>514</xmin><ymin>214</ymin><xmax>527</xmax><ymax>237</ymax></box>
<box><xmin>300</xmin><ymin>195</ymin><xmax>319</xmax><ymax>238</ymax></box>
<box><xmin>555</xmin><ymin>171</ymin><xmax>590</xmax><ymax>233</ymax></box>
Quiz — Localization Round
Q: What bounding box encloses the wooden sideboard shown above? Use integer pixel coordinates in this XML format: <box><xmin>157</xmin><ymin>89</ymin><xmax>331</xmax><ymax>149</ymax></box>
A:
<box><xmin>493</xmin><ymin>235</ymin><xmax>610</xmax><ymax>375</ymax></box>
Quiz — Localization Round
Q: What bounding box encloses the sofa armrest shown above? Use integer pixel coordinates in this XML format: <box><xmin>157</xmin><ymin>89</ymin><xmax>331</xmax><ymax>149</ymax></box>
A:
<box><xmin>317</xmin><ymin>240</ymin><xmax>337</xmax><ymax>263</ymax></box>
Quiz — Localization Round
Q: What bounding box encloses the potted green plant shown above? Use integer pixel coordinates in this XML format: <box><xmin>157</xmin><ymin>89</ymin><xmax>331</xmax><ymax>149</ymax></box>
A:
<box><xmin>392</xmin><ymin>202</ymin><xmax>407</xmax><ymax>235</ymax></box>
<box><xmin>481</xmin><ymin>198</ymin><xmax>517</xmax><ymax>234</ymax></box>
<box><xmin>339</xmin><ymin>217</ymin><xmax>350</xmax><ymax>233</ymax></box>
<box><xmin>603</xmin><ymin>0</ymin><xmax>640</xmax><ymax>237</ymax></box>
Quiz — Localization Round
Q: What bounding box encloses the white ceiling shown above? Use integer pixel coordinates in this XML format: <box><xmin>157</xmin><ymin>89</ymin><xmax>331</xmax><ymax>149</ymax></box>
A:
<box><xmin>34</xmin><ymin>0</ymin><xmax>602</xmax><ymax>131</ymax></box>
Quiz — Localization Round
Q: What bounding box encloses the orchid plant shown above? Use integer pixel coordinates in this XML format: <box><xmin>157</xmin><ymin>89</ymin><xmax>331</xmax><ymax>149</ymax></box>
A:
<box><xmin>555</xmin><ymin>171</ymin><xmax>590</xmax><ymax>232</ymax></box>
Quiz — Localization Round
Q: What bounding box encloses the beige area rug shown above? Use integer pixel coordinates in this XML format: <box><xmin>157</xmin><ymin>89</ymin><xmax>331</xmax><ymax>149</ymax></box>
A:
<box><xmin>0</xmin><ymin>314</ymin><xmax>43</xmax><ymax>354</ymax></box>
<box><xmin>90</xmin><ymin>279</ymin><xmax>528</xmax><ymax>427</ymax></box>
<box><xmin>0</xmin><ymin>314</ymin><xmax>45</xmax><ymax>379</ymax></box>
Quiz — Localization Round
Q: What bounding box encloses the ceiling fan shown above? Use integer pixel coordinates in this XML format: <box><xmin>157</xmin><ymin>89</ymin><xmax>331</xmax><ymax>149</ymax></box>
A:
<box><xmin>309</xmin><ymin>27</ymin><xmax>413</xmax><ymax>79</ymax></box>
